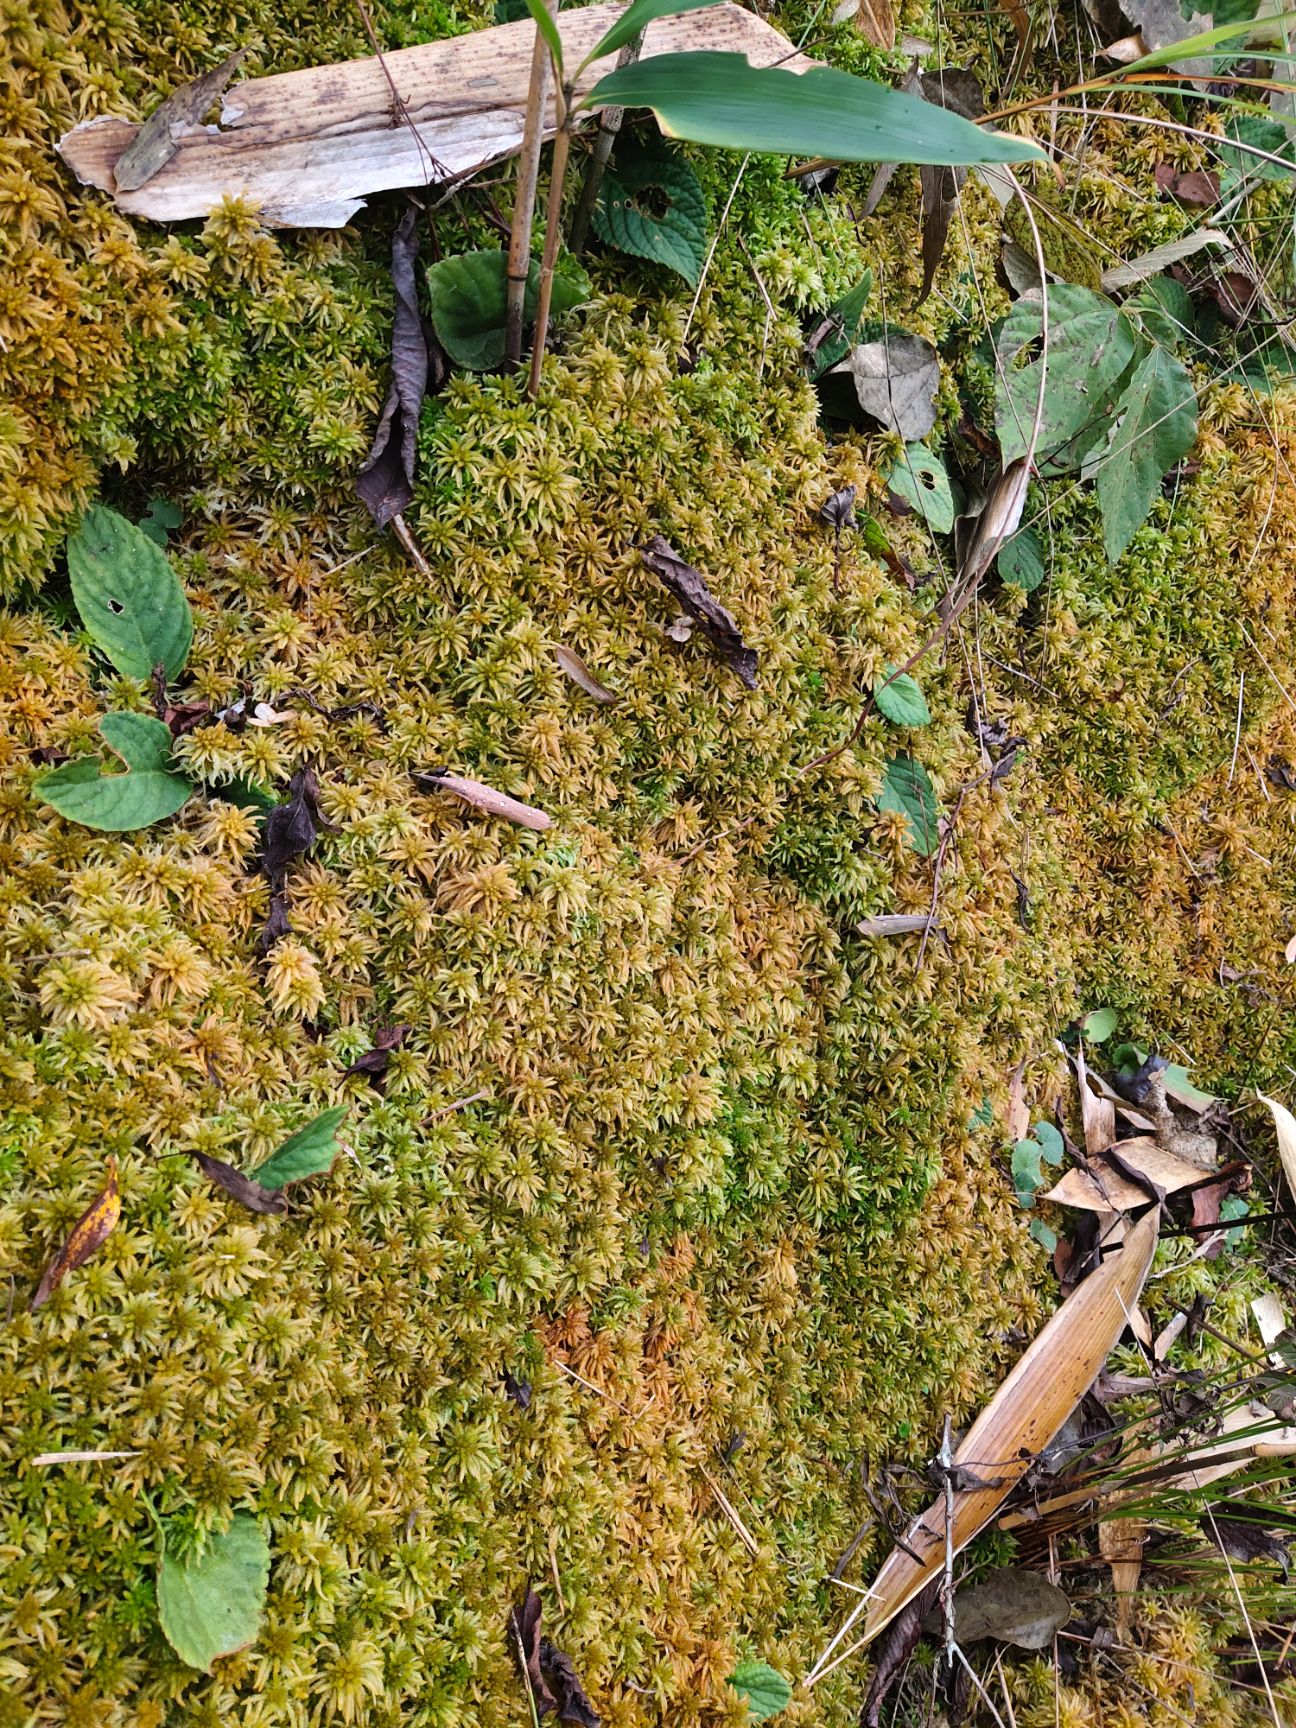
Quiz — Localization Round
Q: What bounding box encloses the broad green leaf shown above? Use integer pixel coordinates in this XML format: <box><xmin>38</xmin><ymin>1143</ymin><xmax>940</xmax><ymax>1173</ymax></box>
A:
<box><xmin>586</xmin><ymin>0</ymin><xmax>724</xmax><ymax>68</ymax></box>
<box><xmin>728</xmin><ymin>1661</ymin><xmax>792</xmax><ymax>1721</ymax></box>
<box><xmin>887</xmin><ymin>444</ymin><xmax>954</xmax><ymax>532</ymax></box>
<box><xmin>997</xmin><ymin>524</ymin><xmax>1045</xmax><ymax>592</ymax></box>
<box><xmin>157</xmin><ymin>1513</ymin><xmax>270</xmax><ymax>1672</ymax></box>
<box><xmin>1012</xmin><ymin>1139</ymin><xmax>1044</xmax><ymax>1201</ymax></box>
<box><xmin>874</xmin><ymin>668</ymin><xmax>931</xmax><ymax>727</ymax></box>
<box><xmin>806</xmin><ymin>269</ymin><xmax>873</xmax><ymax>381</ymax></box>
<box><xmin>968</xmin><ymin>1096</ymin><xmax>994</xmax><ymax>1130</ymax></box>
<box><xmin>1081</xmin><ymin>1006</ymin><xmax>1119</xmax><ymax>1043</ymax></box>
<box><xmin>1029</xmin><ymin>1217</ymin><xmax>1058</xmax><ymax>1252</ymax></box>
<box><xmin>1123</xmin><ymin>10</ymin><xmax>1296</xmax><ymax>73</ymax></box>
<box><xmin>878</xmin><ymin>754</ymin><xmax>941</xmax><ymax>855</ymax></box>
<box><xmin>995</xmin><ymin>285</ymin><xmax>1140</xmax><ymax>468</ymax></box>
<box><xmin>1032</xmin><ymin>1121</ymin><xmax>1064</xmax><ymax>1165</ymax></box>
<box><xmin>67</xmin><ymin>504</ymin><xmax>193</xmax><ymax>680</ymax></box>
<box><xmin>593</xmin><ymin>146</ymin><xmax>709</xmax><ymax>284</ymax></box>
<box><xmin>1222</xmin><ymin>113</ymin><xmax>1295</xmax><ymax>185</ymax></box>
<box><xmin>1086</xmin><ymin>346</ymin><xmax>1197</xmax><ymax>563</ymax></box>
<box><xmin>1129</xmin><ymin>275</ymin><xmax>1193</xmax><ymax>349</ymax></box>
<box><xmin>425</xmin><ymin>250</ymin><xmax>590</xmax><ymax>369</ymax></box>
<box><xmin>521</xmin><ymin>0</ymin><xmax>563</xmax><ymax>75</ymax></box>
<box><xmin>252</xmin><ymin>1106</ymin><xmax>348</xmax><ymax>1191</ymax></box>
<box><xmin>139</xmin><ymin>497</ymin><xmax>183</xmax><ymax>547</ymax></box>
<box><xmin>35</xmin><ymin>713</ymin><xmax>193</xmax><ymax>832</ymax></box>
<box><xmin>583</xmin><ymin>54</ymin><xmax>1046</xmax><ymax>167</ymax></box>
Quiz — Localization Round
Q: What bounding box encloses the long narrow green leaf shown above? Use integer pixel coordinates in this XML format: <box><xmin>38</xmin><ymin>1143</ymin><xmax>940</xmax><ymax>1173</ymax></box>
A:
<box><xmin>583</xmin><ymin>53</ymin><xmax>1045</xmax><ymax>164</ymax></box>
<box><xmin>584</xmin><ymin>0</ymin><xmax>723</xmax><ymax>70</ymax></box>
<box><xmin>522</xmin><ymin>0</ymin><xmax>563</xmax><ymax>76</ymax></box>
<box><xmin>1122</xmin><ymin>8</ymin><xmax>1296</xmax><ymax>73</ymax></box>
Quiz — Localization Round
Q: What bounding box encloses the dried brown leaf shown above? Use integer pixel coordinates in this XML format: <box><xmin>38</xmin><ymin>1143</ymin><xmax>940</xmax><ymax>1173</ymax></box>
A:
<box><xmin>856</xmin><ymin>914</ymin><xmax>936</xmax><ymax>937</ymax></box>
<box><xmin>262</xmin><ymin>767</ymin><xmax>330</xmax><ymax>887</ymax></box>
<box><xmin>1075</xmin><ymin>1048</ymin><xmax>1116</xmax><ymax>1158</ymax></box>
<box><xmin>1258</xmin><ymin>1092</ymin><xmax>1296</xmax><ymax>1203</ymax></box>
<box><xmin>1042</xmin><ymin>1136</ymin><xmax>1218</xmax><ymax>1214</ymax></box>
<box><xmin>415</xmin><ymin>770</ymin><xmax>553</xmax><ymax>831</ymax></box>
<box><xmin>554</xmin><ymin>645</ymin><xmax>619</xmax><ymax>704</ymax></box>
<box><xmin>1153</xmin><ymin>162</ymin><xmax>1219</xmax><ymax>207</ymax></box>
<box><xmin>114</xmin><ymin>49</ymin><xmax>248</xmax><ymax>192</ymax></box>
<box><xmin>344</xmin><ymin>1023</ymin><xmax>409</xmax><ymax>1092</ymax></box>
<box><xmin>30</xmin><ymin>1157</ymin><xmax>121</xmax><ymax>1311</ymax></box>
<box><xmin>509</xmin><ymin>1586</ymin><xmax>558</xmax><ymax>1715</ymax></box>
<box><xmin>640</xmin><ymin>535</ymin><xmax>758</xmax><ymax>689</ymax></box>
<box><xmin>847</xmin><ymin>0</ymin><xmax>895</xmax><ymax>47</ymax></box>
<box><xmin>192</xmin><ymin>1151</ymin><xmax>288</xmax><ymax>1217</ymax></box>
<box><xmin>944</xmin><ymin>1567</ymin><xmax>1070</xmax><ymax>1648</ymax></box>
<box><xmin>863</xmin><ymin>1579</ymin><xmax>940</xmax><ymax>1727</ymax></box>
<box><xmin>1099</xmin><ymin>1516</ymin><xmax>1145</xmax><ymax>1632</ymax></box>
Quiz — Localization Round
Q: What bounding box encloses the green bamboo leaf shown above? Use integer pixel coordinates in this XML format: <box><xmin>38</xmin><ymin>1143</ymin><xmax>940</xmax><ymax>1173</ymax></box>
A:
<box><xmin>67</xmin><ymin>504</ymin><xmax>193</xmax><ymax>680</ymax></box>
<box><xmin>1085</xmin><ymin>346</ymin><xmax>1197</xmax><ymax>563</ymax></box>
<box><xmin>585</xmin><ymin>0</ymin><xmax>724</xmax><ymax>69</ymax></box>
<box><xmin>252</xmin><ymin>1107</ymin><xmax>348</xmax><ymax>1191</ymax></box>
<box><xmin>1122</xmin><ymin>9</ymin><xmax>1296</xmax><ymax>73</ymax></box>
<box><xmin>593</xmin><ymin>146</ymin><xmax>709</xmax><ymax>284</ymax></box>
<box><xmin>157</xmin><ymin>1513</ymin><xmax>270</xmax><ymax>1673</ymax></box>
<box><xmin>874</xmin><ymin>668</ymin><xmax>931</xmax><ymax>728</ymax></box>
<box><xmin>728</xmin><ymin>1661</ymin><xmax>792</xmax><ymax>1721</ymax></box>
<box><xmin>995</xmin><ymin>285</ymin><xmax>1140</xmax><ymax>469</ymax></box>
<box><xmin>521</xmin><ymin>0</ymin><xmax>563</xmax><ymax>75</ymax></box>
<box><xmin>35</xmin><ymin>713</ymin><xmax>194</xmax><ymax>832</ymax></box>
<box><xmin>878</xmin><ymin>754</ymin><xmax>941</xmax><ymax>855</ymax></box>
<box><xmin>583</xmin><ymin>54</ymin><xmax>1046</xmax><ymax>167</ymax></box>
<box><xmin>425</xmin><ymin>250</ymin><xmax>590</xmax><ymax>369</ymax></box>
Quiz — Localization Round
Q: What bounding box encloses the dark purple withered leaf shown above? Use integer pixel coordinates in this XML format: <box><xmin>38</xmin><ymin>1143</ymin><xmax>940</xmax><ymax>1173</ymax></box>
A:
<box><xmin>262</xmin><ymin>767</ymin><xmax>329</xmax><ymax>888</ymax></box>
<box><xmin>192</xmin><ymin>1151</ymin><xmax>287</xmax><ymax>1216</ymax></box>
<box><xmin>508</xmin><ymin>1586</ymin><xmax>558</xmax><ymax>1716</ymax></box>
<box><xmin>863</xmin><ymin>1577</ymin><xmax>941</xmax><ymax>1727</ymax></box>
<box><xmin>357</xmin><ymin>207</ymin><xmax>449</xmax><ymax>528</ymax></box>
<box><xmin>818</xmin><ymin>485</ymin><xmax>856</xmax><ymax>530</ymax></box>
<box><xmin>343</xmin><ymin>1023</ymin><xmax>409</xmax><ymax>1091</ymax></box>
<box><xmin>259</xmin><ymin>890</ymin><xmax>292</xmax><ymax>956</ymax></box>
<box><xmin>541</xmin><ymin>1638</ymin><xmax>599</xmax><ymax>1728</ymax></box>
<box><xmin>916</xmin><ymin>71</ymin><xmax>982</xmax><ymax>304</ymax></box>
<box><xmin>640</xmin><ymin>535</ymin><xmax>757</xmax><ymax>689</ymax></box>
<box><xmin>502</xmin><ymin>1369</ymin><xmax>532</xmax><ymax>1410</ymax></box>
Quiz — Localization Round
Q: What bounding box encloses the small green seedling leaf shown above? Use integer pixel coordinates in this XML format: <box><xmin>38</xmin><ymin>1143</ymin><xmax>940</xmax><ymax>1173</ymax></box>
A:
<box><xmin>1012</xmin><ymin>1138</ymin><xmax>1045</xmax><ymax>1202</ymax></box>
<box><xmin>968</xmin><ymin>1096</ymin><xmax>994</xmax><ymax>1131</ymax></box>
<box><xmin>1218</xmin><ymin>1192</ymin><xmax>1249</xmax><ymax>1249</ymax></box>
<box><xmin>1081</xmin><ymin>1006</ymin><xmax>1119</xmax><ymax>1043</ymax></box>
<box><xmin>807</xmin><ymin>269</ymin><xmax>874</xmax><ymax>381</ymax></box>
<box><xmin>35</xmin><ymin>713</ymin><xmax>194</xmax><ymax>832</ymax></box>
<box><xmin>728</xmin><ymin>1661</ymin><xmax>792</xmax><ymax>1721</ymax></box>
<box><xmin>139</xmin><ymin>497</ymin><xmax>183</xmax><ymax>547</ymax></box>
<box><xmin>426</xmin><ymin>250</ymin><xmax>590</xmax><ymax>370</ymax></box>
<box><xmin>67</xmin><ymin>504</ymin><xmax>193</xmax><ymax>680</ymax></box>
<box><xmin>252</xmin><ymin>1107</ymin><xmax>348</xmax><ymax>1191</ymax></box>
<box><xmin>887</xmin><ymin>444</ymin><xmax>954</xmax><ymax>532</ymax></box>
<box><xmin>593</xmin><ymin>146</ymin><xmax>709</xmax><ymax>285</ymax></box>
<box><xmin>1029</xmin><ymin>1217</ymin><xmax>1058</xmax><ymax>1253</ymax></box>
<box><xmin>878</xmin><ymin>754</ymin><xmax>941</xmax><ymax>855</ymax></box>
<box><xmin>997</xmin><ymin>524</ymin><xmax>1045</xmax><ymax>592</ymax></box>
<box><xmin>157</xmin><ymin>1512</ymin><xmax>270</xmax><ymax>1672</ymax></box>
<box><xmin>874</xmin><ymin>668</ymin><xmax>931</xmax><ymax>728</ymax></box>
<box><xmin>1032</xmin><ymin>1121</ymin><xmax>1064</xmax><ymax>1165</ymax></box>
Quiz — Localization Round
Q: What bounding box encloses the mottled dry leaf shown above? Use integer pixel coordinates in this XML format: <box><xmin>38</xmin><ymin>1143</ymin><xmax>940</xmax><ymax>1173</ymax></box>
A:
<box><xmin>554</xmin><ymin>645</ymin><xmax>619</xmax><ymax>704</ymax></box>
<box><xmin>262</xmin><ymin>767</ymin><xmax>330</xmax><ymax>887</ymax></box>
<box><xmin>640</xmin><ymin>535</ymin><xmax>758</xmax><ymax>689</ymax></box>
<box><xmin>509</xmin><ymin>1586</ymin><xmax>557</xmax><ymax>1715</ymax></box>
<box><xmin>192</xmin><ymin>1151</ymin><xmax>287</xmax><ymax>1217</ymax></box>
<box><xmin>1154</xmin><ymin>162</ymin><xmax>1219</xmax><ymax>207</ymax></box>
<box><xmin>862</xmin><ymin>1579</ymin><xmax>939</xmax><ymax>1727</ymax></box>
<box><xmin>856</xmin><ymin>914</ymin><xmax>935</xmax><ymax>937</ymax></box>
<box><xmin>829</xmin><ymin>331</ymin><xmax>940</xmax><ymax>441</ymax></box>
<box><xmin>945</xmin><ymin>1567</ymin><xmax>1070</xmax><ymax>1648</ymax></box>
<box><xmin>30</xmin><ymin>1157</ymin><xmax>121</xmax><ymax>1310</ymax></box>
<box><xmin>1099</xmin><ymin>1516</ymin><xmax>1145</xmax><ymax>1633</ymax></box>
<box><xmin>415</xmin><ymin>770</ymin><xmax>552</xmax><ymax>831</ymax></box>
<box><xmin>114</xmin><ymin>49</ymin><xmax>248</xmax><ymax>192</ymax></box>
<box><xmin>1042</xmin><ymin>1137</ymin><xmax>1216</xmax><ymax>1213</ymax></box>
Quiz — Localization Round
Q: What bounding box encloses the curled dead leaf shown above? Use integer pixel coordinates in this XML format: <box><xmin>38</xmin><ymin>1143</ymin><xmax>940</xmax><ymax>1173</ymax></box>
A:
<box><xmin>192</xmin><ymin>1151</ymin><xmax>288</xmax><ymax>1217</ymax></box>
<box><xmin>30</xmin><ymin>1157</ymin><xmax>121</xmax><ymax>1311</ymax></box>
<box><xmin>640</xmin><ymin>535</ymin><xmax>758</xmax><ymax>689</ymax></box>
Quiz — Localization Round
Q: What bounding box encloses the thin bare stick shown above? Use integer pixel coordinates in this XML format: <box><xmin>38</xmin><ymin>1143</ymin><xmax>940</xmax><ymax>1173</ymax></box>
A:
<box><xmin>427</xmin><ymin>1088</ymin><xmax>491</xmax><ymax>1124</ymax></box>
<box><xmin>527</xmin><ymin>116</ymin><xmax>573</xmax><ymax>398</ymax></box>
<box><xmin>700</xmin><ymin>1465</ymin><xmax>760</xmax><ymax>1557</ymax></box>
<box><xmin>392</xmin><ymin>513</ymin><xmax>434</xmax><ymax>579</ymax></box>
<box><xmin>1228</xmin><ymin>669</ymin><xmax>1245</xmax><ymax>785</ymax></box>
<box><xmin>569</xmin><ymin>33</ymin><xmax>642</xmax><ymax>254</ymax></box>
<box><xmin>506</xmin><ymin>5</ymin><xmax>558</xmax><ymax>370</ymax></box>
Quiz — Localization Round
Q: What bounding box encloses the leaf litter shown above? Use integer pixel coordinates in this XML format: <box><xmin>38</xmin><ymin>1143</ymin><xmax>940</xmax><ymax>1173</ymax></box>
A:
<box><xmin>30</xmin><ymin>1157</ymin><xmax>121</xmax><ymax>1311</ymax></box>
<box><xmin>508</xmin><ymin>1585</ymin><xmax>599</xmax><ymax>1726</ymax></box>
<box><xmin>413</xmin><ymin>769</ymin><xmax>553</xmax><ymax>831</ymax></box>
<box><xmin>639</xmin><ymin>535</ymin><xmax>758</xmax><ymax>688</ymax></box>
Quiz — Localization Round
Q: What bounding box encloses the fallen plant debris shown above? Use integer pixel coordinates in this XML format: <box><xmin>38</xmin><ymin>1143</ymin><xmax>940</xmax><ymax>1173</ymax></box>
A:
<box><xmin>343</xmin><ymin>1023</ymin><xmax>409</xmax><ymax>1092</ymax></box>
<box><xmin>640</xmin><ymin>534</ymin><xmax>758</xmax><ymax>688</ymax></box>
<box><xmin>114</xmin><ymin>47</ymin><xmax>249</xmax><ymax>192</ymax></box>
<box><xmin>191</xmin><ymin>1152</ymin><xmax>288</xmax><ymax>1217</ymax></box>
<box><xmin>262</xmin><ymin>767</ymin><xmax>330</xmax><ymax>887</ymax></box>
<box><xmin>1154</xmin><ymin>161</ymin><xmax>1219</xmax><ymax>206</ymax></box>
<box><xmin>508</xmin><ymin>1585</ymin><xmax>599</xmax><ymax>1725</ymax></box>
<box><xmin>29</xmin><ymin>1157</ymin><xmax>121</xmax><ymax>1311</ymax></box>
<box><xmin>829</xmin><ymin>329</ymin><xmax>940</xmax><ymax>441</ymax></box>
<box><xmin>940</xmin><ymin>1566</ymin><xmax>1071</xmax><ymax>1649</ymax></box>
<box><xmin>413</xmin><ymin>769</ymin><xmax>553</xmax><ymax>830</ymax></box>
<box><xmin>862</xmin><ymin>1578</ymin><xmax>941</xmax><ymax>1728</ymax></box>
<box><xmin>554</xmin><ymin>644</ymin><xmax>619</xmax><ymax>703</ymax></box>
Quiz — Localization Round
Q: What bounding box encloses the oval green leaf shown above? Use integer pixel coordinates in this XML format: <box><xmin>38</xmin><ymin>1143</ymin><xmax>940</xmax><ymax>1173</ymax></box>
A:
<box><xmin>997</xmin><ymin>524</ymin><xmax>1045</xmax><ymax>592</ymax></box>
<box><xmin>67</xmin><ymin>504</ymin><xmax>193</xmax><ymax>680</ymax></box>
<box><xmin>728</xmin><ymin>1661</ymin><xmax>792</xmax><ymax>1721</ymax></box>
<box><xmin>1032</xmin><ymin>1121</ymin><xmax>1064</xmax><ymax>1165</ymax></box>
<box><xmin>584</xmin><ymin>54</ymin><xmax>1045</xmax><ymax>166</ymax></box>
<box><xmin>878</xmin><ymin>754</ymin><xmax>941</xmax><ymax>855</ymax></box>
<box><xmin>874</xmin><ymin>668</ymin><xmax>931</xmax><ymax>728</ymax></box>
<box><xmin>35</xmin><ymin>713</ymin><xmax>194</xmax><ymax>832</ymax></box>
<box><xmin>887</xmin><ymin>445</ymin><xmax>954</xmax><ymax>533</ymax></box>
<box><xmin>1081</xmin><ymin>1006</ymin><xmax>1118</xmax><ymax>1043</ymax></box>
<box><xmin>426</xmin><ymin>250</ymin><xmax>590</xmax><ymax>370</ymax></box>
<box><xmin>252</xmin><ymin>1106</ymin><xmax>348</xmax><ymax>1191</ymax></box>
<box><xmin>593</xmin><ymin>147</ymin><xmax>709</xmax><ymax>285</ymax></box>
<box><xmin>157</xmin><ymin>1512</ymin><xmax>270</xmax><ymax>1673</ymax></box>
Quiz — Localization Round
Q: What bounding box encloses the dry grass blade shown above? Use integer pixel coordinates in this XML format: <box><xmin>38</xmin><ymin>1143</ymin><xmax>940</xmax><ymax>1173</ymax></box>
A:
<box><xmin>31</xmin><ymin>1450</ymin><xmax>142</xmax><ymax>1465</ymax></box>
<box><xmin>806</xmin><ymin>1208</ymin><xmax>1160</xmax><ymax>1683</ymax></box>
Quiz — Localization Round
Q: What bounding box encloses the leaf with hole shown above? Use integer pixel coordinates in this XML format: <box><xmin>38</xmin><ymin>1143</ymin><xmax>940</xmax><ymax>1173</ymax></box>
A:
<box><xmin>830</xmin><ymin>331</ymin><xmax>939</xmax><ymax>441</ymax></box>
<box><xmin>878</xmin><ymin>754</ymin><xmax>941</xmax><ymax>855</ymax></box>
<box><xmin>874</xmin><ymin>669</ymin><xmax>930</xmax><ymax>728</ymax></box>
<box><xmin>35</xmin><ymin>713</ymin><xmax>194</xmax><ymax>832</ymax></box>
<box><xmin>425</xmin><ymin>250</ymin><xmax>590</xmax><ymax>370</ymax></box>
<box><xmin>584</xmin><ymin>54</ymin><xmax>1046</xmax><ymax>166</ymax></box>
<box><xmin>997</xmin><ymin>524</ymin><xmax>1044</xmax><ymax>592</ymax></box>
<box><xmin>728</xmin><ymin>1661</ymin><xmax>792</xmax><ymax>1721</ymax></box>
<box><xmin>251</xmin><ymin>1106</ymin><xmax>348</xmax><ymax>1191</ymax></box>
<box><xmin>887</xmin><ymin>445</ymin><xmax>954</xmax><ymax>533</ymax></box>
<box><xmin>994</xmin><ymin>285</ymin><xmax>1140</xmax><ymax>469</ymax></box>
<box><xmin>593</xmin><ymin>146</ymin><xmax>708</xmax><ymax>285</ymax></box>
<box><xmin>67</xmin><ymin>504</ymin><xmax>193</xmax><ymax>680</ymax></box>
<box><xmin>1083</xmin><ymin>345</ymin><xmax>1197</xmax><ymax>563</ymax></box>
<box><xmin>157</xmin><ymin>1513</ymin><xmax>270</xmax><ymax>1672</ymax></box>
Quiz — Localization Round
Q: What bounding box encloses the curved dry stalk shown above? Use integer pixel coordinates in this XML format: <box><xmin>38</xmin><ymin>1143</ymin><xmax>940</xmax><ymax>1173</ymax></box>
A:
<box><xmin>526</xmin><ymin>104</ymin><xmax>573</xmax><ymax>398</ymax></box>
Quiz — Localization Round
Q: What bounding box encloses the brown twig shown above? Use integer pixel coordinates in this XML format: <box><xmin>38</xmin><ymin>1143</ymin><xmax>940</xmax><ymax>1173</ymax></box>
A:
<box><xmin>527</xmin><ymin>117</ymin><xmax>573</xmax><ymax>398</ymax></box>
<box><xmin>568</xmin><ymin>32</ymin><xmax>642</xmax><ymax>254</ymax></box>
<box><xmin>506</xmin><ymin>2</ymin><xmax>558</xmax><ymax>370</ymax></box>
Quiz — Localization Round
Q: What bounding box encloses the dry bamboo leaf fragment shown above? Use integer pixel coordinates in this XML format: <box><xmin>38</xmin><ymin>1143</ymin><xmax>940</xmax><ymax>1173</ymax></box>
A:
<box><xmin>415</xmin><ymin>769</ymin><xmax>553</xmax><ymax>831</ymax></box>
<box><xmin>114</xmin><ymin>49</ymin><xmax>249</xmax><ymax>191</ymax></box>
<box><xmin>809</xmin><ymin>1207</ymin><xmax>1160</xmax><ymax>1675</ymax></box>
<box><xmin>640</xmin><ymin>535</ymin><xmax>758</xmax><ymax>689</ymax></box>
<box><xmin>554</xmin><ymin>645</ymin><xmax>619</xmax><ymax>704</ymax></box>
<box><xmin>1258</xmin><ymin>1092</ymin><xmax>1296</xmax><ymax>1202</ymax></box>
<box><xmin>30</xmin><ymin>1157</ymin><xmax>121</xmax><ymax>1311</ymax></box>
